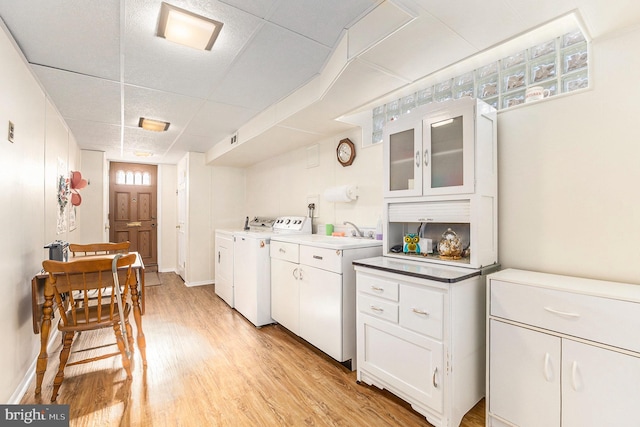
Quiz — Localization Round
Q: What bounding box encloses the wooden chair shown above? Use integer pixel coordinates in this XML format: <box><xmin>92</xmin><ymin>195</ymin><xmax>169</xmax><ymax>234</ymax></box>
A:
<box><xmin>69</xmin><ymin>241</ymin><xmax>130</xmax><ymax>257</ymax></box>
<box><xmin>68</xmin><ymin>241</ymin><xmax>146</xmax><ymax>314</ymax></box>
<box><xmin>42</xmin><ymin>253</ymin><xmax>137</xmax><ymax>402</ymax></box>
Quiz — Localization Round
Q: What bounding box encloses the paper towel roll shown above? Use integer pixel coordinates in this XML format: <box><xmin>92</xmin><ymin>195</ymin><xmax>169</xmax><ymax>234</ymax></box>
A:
<box><xmin>323</xmin><ymin>185</ymin><xmax>358</xmax><ymax>202</ymax></box>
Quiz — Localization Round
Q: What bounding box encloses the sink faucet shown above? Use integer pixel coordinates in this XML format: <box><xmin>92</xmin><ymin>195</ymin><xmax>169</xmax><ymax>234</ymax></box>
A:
<box><xmin>343</xmin><ymin>221</ymin><xmax>364</xmax><ymax>237</ymax></box>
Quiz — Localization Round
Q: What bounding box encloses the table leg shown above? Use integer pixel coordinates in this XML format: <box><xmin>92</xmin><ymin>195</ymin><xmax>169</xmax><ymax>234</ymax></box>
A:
<box><xmin>35</xmin><ymin>292</ymin><xmax>54</xmax><ymax>395</ymax></box>
<box><xmin>132</xmin><ymin>270</ymin><xmax>147</xmax><ymax>365</ymax></box>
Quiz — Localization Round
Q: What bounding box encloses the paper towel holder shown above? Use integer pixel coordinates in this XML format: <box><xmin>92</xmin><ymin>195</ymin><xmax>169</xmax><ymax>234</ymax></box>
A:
<box><xmin>323</xmin><ymin>185</ymin><xmax>358</xmax><ymax>202</ymax></box>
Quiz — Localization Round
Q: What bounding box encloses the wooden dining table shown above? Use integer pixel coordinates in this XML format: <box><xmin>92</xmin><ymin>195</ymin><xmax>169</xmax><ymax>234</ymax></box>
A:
<box><xmin>31</xmin><ymin>252</ymin><xmax>147</xmax><ymax>395</ymax></box>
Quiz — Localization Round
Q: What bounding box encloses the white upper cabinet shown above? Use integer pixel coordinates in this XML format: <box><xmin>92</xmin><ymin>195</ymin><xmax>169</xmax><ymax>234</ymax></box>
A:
<box><xmin>383</xmin><ymin>97</ymin><xmax>495</xmax><ymax>198</ymax></box>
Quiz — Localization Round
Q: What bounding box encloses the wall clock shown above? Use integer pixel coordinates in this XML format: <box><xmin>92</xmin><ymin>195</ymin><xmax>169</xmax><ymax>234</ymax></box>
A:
<box><xmin>336</xmin><ymin>138</ymin><xmax>356</xmax><ymax>167</ymax></box>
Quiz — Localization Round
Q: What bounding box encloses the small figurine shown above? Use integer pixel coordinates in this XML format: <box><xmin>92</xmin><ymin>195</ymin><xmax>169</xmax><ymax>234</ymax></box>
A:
<box><xmin>403</xmin><ymin>233</ymin><xmax>420</xmax><ymax>254</ymax></box>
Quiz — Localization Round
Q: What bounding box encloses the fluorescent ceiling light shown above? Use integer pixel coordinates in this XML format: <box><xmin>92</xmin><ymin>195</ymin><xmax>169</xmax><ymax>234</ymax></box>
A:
<box><xmin>157</xmin><ymin>2</ymin><xmax>223</xmax><ymax>51</ymax></box>
<box><xmin>139</xmin><ymin>117</ymin><xmax>170</xmax><ymax>132</ymax></box>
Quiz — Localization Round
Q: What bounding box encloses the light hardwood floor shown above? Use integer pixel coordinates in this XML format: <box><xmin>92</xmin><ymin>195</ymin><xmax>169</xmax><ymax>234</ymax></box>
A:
<box><xmin>21</xmin><ymin>272</ymin><xmax>485</xmax><ymax>426</ymax></box>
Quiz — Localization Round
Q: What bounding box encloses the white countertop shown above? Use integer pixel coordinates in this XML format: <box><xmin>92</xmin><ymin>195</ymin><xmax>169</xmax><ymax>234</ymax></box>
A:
<box><xmin>352</xmin><ymin>256</ymin><xmax>498</xmax><ymax>283</ymax></box>
<box><xmin>270</xmin><ymin>234</ymin><xmax>383</xmax><ymax>250</ymax></box>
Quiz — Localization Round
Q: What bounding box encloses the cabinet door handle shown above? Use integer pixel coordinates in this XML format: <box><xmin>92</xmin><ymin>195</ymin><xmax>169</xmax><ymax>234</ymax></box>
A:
<box><xmin>544</xmin><ymin>306</ymin><xmax>581</xmax><ymax>318</ymax></box>
<box><xmin>424</xmin><ymin>149</ymin><xmax>429</xmax><ymax>167</ymax></box>
<box><xmin>415</xmin><ymin>150</ymin><xmax>421</xmax><ymax>168</ymax></box>
<box><xmin>432</xmin><ymin>367</ymin><xmax>438</xmax><ymax>388</ymax></box>
<box><xmin>544</xmin><ymin>352</ymin><xmax>554</xmax><ymax>382</ymax></box>
<box><xmin>292</xmin><ymin>268</ymin><xmax>300</xmax><ymax>280</ymax></box>
<box><xmin>369</xmin><ymin>305</ymin><xmax>384</xmax><ymax>313</ymax></box>
<box><xmin>218</xmin><ymin>251</ymin><xmax>221</xmax><ymax>263</ymax></box>
<box><xmin>571</xmin><ymin>361</ymin><xmax>581</xmax><ymax>391</ymax></box>
<box><xmin>412</xmin><ymin>308</ymin><xmax>429</xmax><ymax>316</ymax></box>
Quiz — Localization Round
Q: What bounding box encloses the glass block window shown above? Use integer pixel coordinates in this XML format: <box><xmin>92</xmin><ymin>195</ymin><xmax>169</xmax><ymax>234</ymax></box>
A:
<box><xmin>372</xmin><ymin>28</ymin><xmax>589</xmax><ymax>142</ymax></box>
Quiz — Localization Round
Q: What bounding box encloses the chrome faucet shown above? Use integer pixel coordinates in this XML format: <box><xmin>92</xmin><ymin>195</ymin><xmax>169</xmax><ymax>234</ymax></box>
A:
<box><xmin>343</xmin><ymin>221</ymin><xmax>364</xmax><ymax>237</ymax></box>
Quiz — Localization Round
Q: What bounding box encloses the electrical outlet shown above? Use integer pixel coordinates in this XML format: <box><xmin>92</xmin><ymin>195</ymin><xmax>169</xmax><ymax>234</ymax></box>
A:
<box><xmin>8</xmin><ymin>121</ymin><xmax>15</xmax><ymax>143</ymax></box>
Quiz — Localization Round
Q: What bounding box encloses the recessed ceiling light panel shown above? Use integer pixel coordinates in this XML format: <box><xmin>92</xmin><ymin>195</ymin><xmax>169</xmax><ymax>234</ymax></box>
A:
<box><xmin>157</xmin><ymin>2</ymin><xmax>223</xmax><ymax>51</ymax></box>
<box><xmin>139</xmin><ymin>117</ymin><xmax>170</xmax><ymax>132</ymax></box>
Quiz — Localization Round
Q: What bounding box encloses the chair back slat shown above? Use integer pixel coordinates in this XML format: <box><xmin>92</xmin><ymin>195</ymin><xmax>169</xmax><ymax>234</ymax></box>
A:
<box><xmin>69</xmin><ymin>241</ymin><xmax>130</xmax><ymax>257</ymax></box>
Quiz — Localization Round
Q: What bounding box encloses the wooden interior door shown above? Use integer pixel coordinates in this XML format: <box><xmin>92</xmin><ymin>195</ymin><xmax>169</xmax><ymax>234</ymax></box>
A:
<box><xmin>109</xmin><ymin>162</ymin><xmax>158</xmax><ymax>267</ymax></box>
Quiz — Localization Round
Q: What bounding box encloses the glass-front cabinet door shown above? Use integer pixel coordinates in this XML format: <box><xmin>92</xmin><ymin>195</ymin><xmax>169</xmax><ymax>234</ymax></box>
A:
<box><xmin>422</xmin><ymin>102</ymin><xmax>475</xmax><ymax>196</ymax></box>
<box><xmin>383</xmin><ymin>116</ymin><xmax>423</xmax><ymax>197</ymax></box>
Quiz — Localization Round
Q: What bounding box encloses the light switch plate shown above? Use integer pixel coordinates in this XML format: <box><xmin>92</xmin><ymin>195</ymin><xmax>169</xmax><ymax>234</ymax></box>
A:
<box><xmin>8</xmin><ymin>121</ymin><xmax>15</xmax><ymax>143</ymax></box>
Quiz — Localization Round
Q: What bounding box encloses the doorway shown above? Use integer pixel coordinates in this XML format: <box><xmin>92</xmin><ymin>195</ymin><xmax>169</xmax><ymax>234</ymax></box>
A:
<box><xmin>109</xmin><ymin>162</ymin><xmax>158</xmax><ymax>268</ymax></box>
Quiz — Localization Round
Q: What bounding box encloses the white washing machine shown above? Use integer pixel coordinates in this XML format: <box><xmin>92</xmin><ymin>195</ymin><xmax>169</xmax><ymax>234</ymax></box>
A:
<box><xmin>232</xmin><ymin>216</ymin><xmax>311</xmax><ymax>327</ymax></box>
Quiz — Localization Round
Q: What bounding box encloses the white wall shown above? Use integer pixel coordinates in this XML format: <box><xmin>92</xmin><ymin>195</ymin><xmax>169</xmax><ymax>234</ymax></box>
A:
<box><xmin>244</xmin><ymin>27</ymin><xmax>640</xmax><ymax>285</ymax></box>
<box><xmin>497</xmin><ymin>27</ymin><xmax>640</xmax><ymax>284</ymax></box>
<box><xmin>245</xmin><ymin>127</ymin><xmax>384</xmax><ymax>234</ymax></box>
<box><xmin>0</xmin><ymin>23</ymin><xmax>80</xmax><ymax>402</ymax></box>
<box><xmin>159</xmin><ymin>164</ymin><xmax>178</xmax><ymax>272</ymax></box>
<box><xmin>77</xmin><ymin>150</ymin><xmax>107</xmax><ymax>243</ymax></box>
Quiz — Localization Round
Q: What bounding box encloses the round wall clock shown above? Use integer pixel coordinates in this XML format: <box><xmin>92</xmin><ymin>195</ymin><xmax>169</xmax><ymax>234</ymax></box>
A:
<box><xmin>336</xmin><ymin>138</ymin><xmax>356</xmax><ymax>167</ymax></box>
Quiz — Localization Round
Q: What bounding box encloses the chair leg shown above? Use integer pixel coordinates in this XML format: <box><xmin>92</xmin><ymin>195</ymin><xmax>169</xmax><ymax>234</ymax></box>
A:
<box><xmin>113</xmin><ymin>323</ymin><xmax>132</xmax><ymax>379</ymax></box>
<box><xmin>124</xmin><ymin>317</ymin><xmax>135</xmax><ymax>356</ymax></box>
<box><xmin>51</xmin><ymin>331</ymin><xmax>75</xmax><ymax>402</ymax></box>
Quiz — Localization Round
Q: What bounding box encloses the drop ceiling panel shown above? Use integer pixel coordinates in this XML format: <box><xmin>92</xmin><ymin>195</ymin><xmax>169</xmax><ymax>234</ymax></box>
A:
<box><xmin>124</xmin><ymin>0</ymin><xmax>264</xmax><ymax>98</ymax></box>
<box><xmin>183</xmin><ymin>100</ymin><xmax>259</xmax><ymax>139</ymax></box>
<box><xmin>218</xmin><ymin>0</ymin><xmax>279</xmax><ymax>18</ymax></box>
<box><xmin>358</xmin><ymin>14</ymin><xmax>477</xmax><ymax>82</ymax></box>
<box><xmin>31</xmin><ymin>65</ymin><xmax>121</xmax><ymax>124</ymax></box>
<box><xmin>268</xmin><ymin>0</ymin><xmax>380</xmax><ymax>47</ymax></box>
<box><xmin>347</xmin><ymin>1</ymin><xmax>415</xmax><ymax>58</ymax></box>
<box><xmin>123</xmin><ymin>85</ymin><xmax>203</xmax><ymax>130</ymax></box>
<box><xmin>0</xmin><ymin>0</ymin><xmax>121</xmax><ymax>81</ymax></box>
<box><xmin>209</xmin><ymin>22</ymin><xmax>331</xmax><ymax>111</ymax></box>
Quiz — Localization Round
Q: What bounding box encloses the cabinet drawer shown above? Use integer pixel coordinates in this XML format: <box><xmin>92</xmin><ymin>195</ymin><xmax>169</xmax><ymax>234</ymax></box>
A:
<box><xmin>300</xmin><ymin>246</ymin><xmax>342</xmax><ymax>274</ymax></box>
<box><xmin>270</xmin><ymin>241</ymin><xmax>298</xmax><ymax>263</ymax></box>
<box><xmin>400</xmin><ymin>285</ymin><xmax>444</xmax><ymax>340</ymax></box>
<box><xmin>358</xmin><ymin>294</ymin><xmax>398</xmax><ymax>323</ymax></box>
<box><xmin>357</xmin><ymin>273</ymin><xmax>399</xmax><ymax>302</ymax></box>
<box><xmin>491</xmin><ymin>280</ymin><xmax>640</xmax><ymax>353</ymax></box>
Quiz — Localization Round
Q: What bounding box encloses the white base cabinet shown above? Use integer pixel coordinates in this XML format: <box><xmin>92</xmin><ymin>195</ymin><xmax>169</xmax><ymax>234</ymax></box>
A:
<box><xmin>354</xmin><ymin>260</ymin><xmax>489</xmax><ymax>427</ymax></box>
<box><xmin>487</xmin><ymin>269</ymin><xmax>640</xmax><ymax>427</ymax></box>
<box><xmin>270</xmin><ymin>239</ymin><xmax>381</xmax><ymax>369</ymax></box>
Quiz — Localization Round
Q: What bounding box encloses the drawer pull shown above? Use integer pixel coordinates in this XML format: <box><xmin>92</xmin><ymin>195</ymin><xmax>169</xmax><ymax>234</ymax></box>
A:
<box><xmin>432</xmin><ymin>367</ymin><xmax>438</xmax><ymax>388</ymax></box>
<box><xmin>292</xmin><ymin>268</ymin><xmax>300</xmax><ymax>280</ymax></box>
<box><xmin>370</xmin><ymin>305</ymin><xmax>384</xmax><ymax>313</ymax></box>
<box><xmin>313</xmin><ymin>255</ymin><xmax>323</xmax><ymax>260</ymax></box>
<box><xmin>544</xmin><ymin>306</ymin><xmax>581</xmax><ymax>318</ymax></box>
<box><xmin>412</xmin><ymin>308</ymin><xmax>429</xmax><ymax>316</ymax></box>
<box><xmin>370</xmin><ymin>286</ymin><xmax>384</xmax><ymax>292</ymax></box>
<box><xmin>544</xmin><ymin>352</ymin><xmax>554</xmax><ymax>382</ymax></box>
<box><xmin>279</xmin><ymin>248</ymin><xmax>286</xmax><ymax>253</ymax></box>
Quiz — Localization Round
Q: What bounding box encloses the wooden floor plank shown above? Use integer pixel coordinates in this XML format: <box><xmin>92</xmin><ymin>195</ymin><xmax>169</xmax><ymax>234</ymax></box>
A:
<box><xmin>20</xmin><ymin>272</ymin><xmax>484</xmax><ymax>426</ymax></box>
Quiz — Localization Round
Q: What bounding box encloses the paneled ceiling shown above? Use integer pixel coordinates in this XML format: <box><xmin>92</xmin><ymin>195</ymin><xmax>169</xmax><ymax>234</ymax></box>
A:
<box><xmin>1</xmin><ymin>0</ymin><xmax>639</xmax><ymax>166</ymax></box>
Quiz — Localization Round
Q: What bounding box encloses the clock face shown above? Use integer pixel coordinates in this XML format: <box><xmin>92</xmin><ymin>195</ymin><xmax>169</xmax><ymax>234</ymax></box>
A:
<box><xmin>338</xmin><ymin>144</ymin><xmax>351</xmax><ymax>161</ymax></box>
<box><xmin>337</xmin><ymin>138</ymin><xmax>355</xmax><ymax>166</ymax></box>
